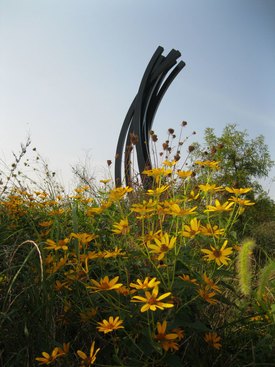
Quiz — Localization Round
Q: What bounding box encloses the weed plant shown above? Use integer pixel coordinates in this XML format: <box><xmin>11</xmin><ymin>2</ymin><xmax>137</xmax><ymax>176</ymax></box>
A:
<box><xmin>0</xmin><ymin>126</ymin><xmax>274</xmax><ymax>366</ymax></box>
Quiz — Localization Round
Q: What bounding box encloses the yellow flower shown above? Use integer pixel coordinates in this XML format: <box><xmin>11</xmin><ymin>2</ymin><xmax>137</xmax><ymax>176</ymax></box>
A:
<box><xmin>57</xmin><ymin>342</ymin><xmax>70</xmax><ymax>356</ymax></box>
<box><xmin>108</xmin><ymin>186</ymin><xmax>133</xmax><ymax>201</ymax></box>
<box><xmin>102</xmin><ymin>247</ymin><xmax>126</xmax><ymax>258</ymax></box>
<box><xmin>176</xmin><ymin>170</ymin><xmax>193</xmax><ymax>179</ymax></box>
<box><xmin>199</xmin><ymin>223</ymin><xmax>225</xmax><ymax>238</ymax></box>
<box><xmin>155</xmin><ymin>320</ymin><xmax>178</xmax><ymax>341</ymax></box>
<box><xmin>204</xmin><ymin>332</ymin><xmax>222</xmax><ymax>349</ymax></box>
<box><xmin>205</xmin><ymin>199</ymin><xmax>234</xmax><ymax>212</ymax></box>
<box><xmin>100</xmin><ymin>179</ymin><xmax>111</xmax><ymax>184</ymax></box>
<box><xmin>166</xmin><ymin>203</ymin><xmax>197</xmax><ymax>216</ymax></box>
<box><xmin>38</xmin><ymin>220</ymin><xmax>53</xmax><ymax>227</ymax></box>
<box><xmin>228</xmin><ymin>196</ymin><xmax>255</xmax><ymax>206</ymax></box>
<box><xmin>194</xmin><ymin>160</ymin><xmax>220</xmax><ymax>169</ymax></box>
<box><xmin>147</xmin><ymin>233</ymin><xmax>177</xmax><ymax>260</ymax></box>
<box><xmin>70</xmin><ymin>232</ymin><xmax>97</xmax><ymax>245</ymax></box>
<box><xmin>202</xmin><ymin>274</ymin><xmax>221</xmax><ymax>293</ymax></box>
<box><xmin>45</xmin><ymin>238</ymin><xmax>69</xmax><ymax>251</ymax></box>
<box><xmin>171</xmin><ymin>328</ymin><xmax>185</xmax><ymax>340</ymax></box>
<box><xmin>35</xmin><ymin>347</ymin><xmax>63</xmax><ymax>365</ymax></box>
<box><xmin>162</xmin><ymin>159</ymin><xmax>177</xmax><ymax>167</ymax></box>
<box><xmin>197</xmin><ymin>287</ymin><xmax>218</xmax><ymax>304</ymax></box>
<box><xmin>112</xmin><ymin>218</ymin><xmax>130</xmax><ymax>235</ymax></box>
<box><xmin>77</xmin><ymin>341</ymin><xmax>100</xmax><ymax>366</ymax></box>
<box><xmin>86</xmin><ymin>207</ymin><xmax>104</xmax><ymax>215</ymax></box>
<box><xmin>131</xmin><ymin>199</ymin><xmax>157</xmax><ymax>219</ymax></box>
<box><xmin>178</xmin><ymin>274</ymin><xmax>198</xmax><ymax>285</ymax></box>
<box><xmin>146</xmin><ymin>185</ymin><xmax>170</xmax><ymax>196</ymax></box>
<box><xmin>143</xmin><ymin>167</ymin><xmax>172</xmax><ymax>182</ymax></box>
<box><xmin>201</xmin><ymin>240</ymin><xmax>233</xmax><ymax>266</ymax></box>
<box><xmin>182</xmin><ymin>218</ymin><xmax>201</xmax><ymax>238</ymax></box>
<box><xmin>131</xmin><ymin>286</ymin><xmax>174</xmax><ymax>312</ymax></box>
<box><xmin>199</xmin><ymin>183</ymin><xmax>224</xmax><ymax>193</ymax></box>
<box><xmin>97</xmin><ymin>316</ymin><xmax>124</xmax><ymax>333</ymax></box>
<box><xmin>225</xmin><ymin>187</ymin><xmax>252</xmax><ymax>195</ymax></box>
<box><xmin>88</xmin><ymin>276</ymin><xmax>123</xmax><ymax>291</ymax></box>
<box><xmin>130</xmin><ymin>277</ymin><xmax>160</xmax><ymax>290</ymax></box>
<box><xmin>161</xmin><ymin>340</ymin><xmax>180</xmax><ymax>351</ymax></box>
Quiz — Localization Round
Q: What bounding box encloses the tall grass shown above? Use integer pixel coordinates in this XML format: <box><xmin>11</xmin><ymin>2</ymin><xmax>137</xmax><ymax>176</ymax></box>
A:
<box><xmin>0</xmin><ymin>128</ymin><xmax>274</xmax><ymax>366</ymax></box>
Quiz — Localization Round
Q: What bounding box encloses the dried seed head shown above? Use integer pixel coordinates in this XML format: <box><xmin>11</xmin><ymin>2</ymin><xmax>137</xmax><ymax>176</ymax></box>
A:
<box><xmin>181</xmin><ymin>121</ymin><xmax>187</xmax><ymax>127</ymax></box>
<box><xmin>130</xmin><ymin>132</ymin><xmax>139</xmax><ymax>145</ymax></box>
<box><xmin>217</xmin><ymin>143</ymin><xmax>224</xmax><ymax>149</ymax></box>
<box><xmin>172</xmin><ymin>134</ymin><xmax>176</xmax><ymax>139</ymax></box>
<box><xmin>192</xmin><ymin>131</ymin><xmax>196</xmax><ymax>135</ymax></box>
<box><xmin>211</xmin><ymin>146</ymin><xmax>217</xmax><ymax>154</ymax></box>
<box><xmin>152</xmin><ymin>134</ymin><xmax>158</xmax><ymax>142</ymax></box>
<box><xmin>188</xmin><ymin>145</ymin><xmax>195</xmax><ymax>153</ymax></box>
<box><xmin>162</xmin><ymin>142</ymin><xmax>169</xmax><ymax>150</ymax></box>
<box><xmin>168</xmin><ymin>128</ymin><xmax>174</xmax><ymax>134</ymax></box>
<box><xmin>174</xmin><ymin>153</ymin><xmax>181</xmax><ymax>161</ymax></box>
<box><xmin>149</xmin><ymin>130</ymin><xmax>154</xmax><ymax>135</ymax></box>
<box><xmin>107</xmin><ymin>160</ymin><xmax>112</xmax><ymax>166</ymax></box>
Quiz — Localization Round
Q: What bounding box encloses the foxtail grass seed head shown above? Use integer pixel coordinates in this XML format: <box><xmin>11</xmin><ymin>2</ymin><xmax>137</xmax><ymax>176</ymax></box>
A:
<box><xmin>257</xmin><ymin>260</ymin><xmax>275</xmax><ymax>300</ymax></box>
<box><xmin>237</xmin><ymin>239</ymin><xmax>256</xmax><ymax>296</ymax></box>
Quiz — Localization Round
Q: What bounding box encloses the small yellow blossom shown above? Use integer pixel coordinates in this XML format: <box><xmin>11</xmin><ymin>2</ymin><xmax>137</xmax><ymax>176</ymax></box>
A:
<box><xmin>155</xmin><ymin>321</ymin><xmax>178</xmax><ymax>346</ymax></box>
<box><xmin>204</xmin><ymin>332</ymin><xmax>222</xmax><ymax>349</ymax></box>
<box><xmin>205</xmin><ymin>199</ymin><xmax>234</xmax><ymax>213</ymax></box>
<box><xmin>108</xmin><ymin>186</ymin><xmax>133</xmax><ymax>202</ymax></box>
<box><xmin>38</xmin><ymin>220</ymin><xmax>53</xmax><ymax>227</ymax></box>
<box><xmin>225</xmin><ymin>187</ymin><xmax>252</xmax><ymax>195</ymax></box>
<box><xmin>201</xmin><ymin>240</ymin><xmax>233</xmax><ymax>266</ymax></box>
<box><xmin>88</xmin><ymin>276</ymin><xmax>123</xmax><ymax>292</ymax></box>
<box><xmin>131</xmin><ymin>199</ymin><xmax>157</xmax><ymax>219</ymax></box>
<box><xmin>131</xmin><ymin>286</ymin><xmax>174</xmax><ymax>312</ymax></box>
<box><xmin>176</xmin><ymin>170</ymin><xmax>193</xmax><ymax>179</ymax></box>
<box><xmin>45</xmin><ymin>238</ymin><xmax>69</xmax><ymax>251</ymax></box>
<box><xmin>35</xmin><ymin>347</ymin><xmax>63</xmax><ymax>365</ymax></box>
<box><xmin>182</xmin><ymin>218</ymin><xmax>201</xmax><ymax>238</ymax></box>
<box><xmin>166</xmin><ymin>203</ymin><xmax>197</xmax><ymax>216</ymax></box>
<box><xmin>194</xmin><ymin>160</ymin><xmax>220</xmax><ymax>169</ymax></box>
<box><xmin>161</xmin><ymin>340</ymin><xmax>180</xmax><ymax>351</ymax></box>
<box><xmin>162</xmin><ymin>160</ymin><xmax>177</xmax><ymax>167</ymax></box>
<box><xmin>146</xmin><ymin>185</ymin><xmax>170</xmax><ymax>196</ymax></box>
<box><xmin>112</xmin><ymin>218</ymin><xmax>130</xmax><ymax>235</ymax></box>
<box><xmin>100</xmin><ymin>179</ymin><xmax>111</xmax><ymax>184</ymax></box>
<box><xmin>178</xmin><ymin>274</ymin><xmax>198</xmax><ymax>285</ymax></box>
<box><xmin>147</xmin><ymin>233</ymin><xmax>177</xmax><ymax>260</ymax></box>
<box><xmin>102</xmin><ymin>247</ymin><xmax>126</xmax><ymax>258</ymax></box>
<box><xmin>199</xmin><ymin>183</ymin><xmax>224</xmax><ymax>193</ymax></box>
<box><xmin>77</xmin><ymin>341</ymin><xmax>100</xmax><ymax>366</ymax></box>
<box><xmin>200</xmin><ymin>223</ymin><xmax>225</xmax><ymax>238</ymax></box>
<box><xmin>97</xmin><ymin>316</ymin><xmax>124</xmax><ymax>333</ymax></box>
<box><xmin>130</xmin><ymin>277</ymin><xmax>161</xmax><ymax>290</ymax></box>
<box><xmin>228</xmin><ymin>196</ymin><xmax>255</xmax><ymax>206</ymax></box>
<box><xmin>197</xmin><ymin>287</ymin><xmax>219</xmax><ymax>304</ymax></box>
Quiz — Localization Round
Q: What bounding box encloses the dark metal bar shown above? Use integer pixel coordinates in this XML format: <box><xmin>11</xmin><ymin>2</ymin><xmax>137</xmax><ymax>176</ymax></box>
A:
<box><xmin>114</xmin><ymin>46</ymin><xmax>185</xmax><ymax>188</ymax></box>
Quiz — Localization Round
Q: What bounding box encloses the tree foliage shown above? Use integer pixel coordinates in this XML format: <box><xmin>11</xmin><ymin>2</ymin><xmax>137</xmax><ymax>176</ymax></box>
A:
<box><xmin>194</xmin><ymin>124</ymin><xmax>274</xmax><ymax>192</ymax></box>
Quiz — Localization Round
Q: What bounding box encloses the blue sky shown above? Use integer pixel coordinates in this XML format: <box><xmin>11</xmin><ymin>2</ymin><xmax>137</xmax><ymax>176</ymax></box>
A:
<box><xmin>0</xmin><ymin>0</ymin><xmax>274</xmax><ymax>196</ymax></box>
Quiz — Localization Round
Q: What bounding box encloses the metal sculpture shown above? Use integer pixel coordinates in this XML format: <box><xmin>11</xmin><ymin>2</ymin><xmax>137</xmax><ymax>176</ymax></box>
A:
<box><xmin>115</xmin><ymin>46</ymin><xmax>185</xmax><ymax>188</ymax></box>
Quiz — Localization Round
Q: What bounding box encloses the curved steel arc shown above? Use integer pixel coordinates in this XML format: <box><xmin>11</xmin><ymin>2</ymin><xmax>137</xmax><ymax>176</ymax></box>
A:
<box><xmin>114</xmin><ymin>46</ymin><xmax>185</xmax><ymax>188</ymax></box>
